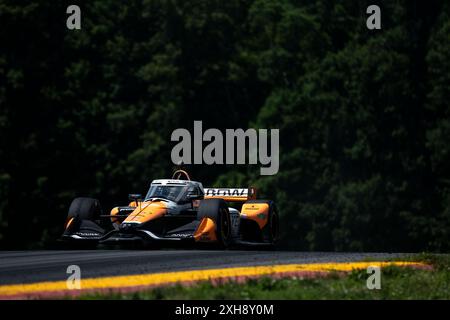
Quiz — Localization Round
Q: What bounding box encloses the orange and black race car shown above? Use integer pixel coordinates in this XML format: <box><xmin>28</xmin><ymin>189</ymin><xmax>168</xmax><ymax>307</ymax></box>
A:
<box><xmin>61</xmin><ymin>170</ymin><xmax>279</xmax><ymax>248</ymax></box>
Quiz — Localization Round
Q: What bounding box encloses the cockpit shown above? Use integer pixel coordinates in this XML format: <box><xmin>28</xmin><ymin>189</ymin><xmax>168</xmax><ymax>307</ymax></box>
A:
<box><xmin>144</xmin><ymin>180</ymin><xmax>204</xmax><ymax>203</ymax></box>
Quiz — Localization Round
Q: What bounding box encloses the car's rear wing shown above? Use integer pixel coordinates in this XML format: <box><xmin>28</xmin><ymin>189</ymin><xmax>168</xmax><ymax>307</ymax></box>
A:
<box><xmin>203</xmin><ymin>187</ymin><xmax>257</xmax><ymax>202</ymax></box>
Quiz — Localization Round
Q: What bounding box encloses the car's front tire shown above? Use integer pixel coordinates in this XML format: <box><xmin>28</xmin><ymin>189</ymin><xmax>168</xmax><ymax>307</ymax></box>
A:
<box><xmin>68</xmin><ymin>197</ymin><xmax>102</xmax><ymax>221</ymax></box>
<box><xmin>197</xmin><ymin>199</ymin><xmax>232</xmax><ymax>248</ymax></box>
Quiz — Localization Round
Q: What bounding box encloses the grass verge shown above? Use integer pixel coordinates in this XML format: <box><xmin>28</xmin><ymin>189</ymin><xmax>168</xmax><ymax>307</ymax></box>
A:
<box><xmin>80</xmin><ymin>254</ymin><xmax>450</xmax><ymax>300</ymax></box>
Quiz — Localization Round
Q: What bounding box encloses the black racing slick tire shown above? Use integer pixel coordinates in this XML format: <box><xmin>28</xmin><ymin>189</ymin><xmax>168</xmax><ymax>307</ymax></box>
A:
<box><xmin>197</xmin><ymin>199</ymin><xmax>232</xmax><ymax>248</ymax></box>
<box><xmin>268</xmin><ymin>203</ymin><xmax>279</xmax><ymax>245</ymax></box>
<box><xmin>63</xmin><ymin>198</ymin><xmax>104</xmax><ymax>249</ymax></box>
<box><xmin>68</xmin><ymin>197</ymin><xmax>102</xmax><ymax>221</ymax></box>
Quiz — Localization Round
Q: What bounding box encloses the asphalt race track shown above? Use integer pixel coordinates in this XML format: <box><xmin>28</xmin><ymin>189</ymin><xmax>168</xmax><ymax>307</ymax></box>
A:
<box><xmin>0</xmin><ymin>250</ymin><xmax>406</xmax><ymax>285</ymax></box>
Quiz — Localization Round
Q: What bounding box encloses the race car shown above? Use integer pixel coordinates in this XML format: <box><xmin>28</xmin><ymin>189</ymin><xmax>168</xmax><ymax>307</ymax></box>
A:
<box><xmin>61</xmin><ymin>170</ymin><xmax>279</xmax><ymax>248</ymax></box>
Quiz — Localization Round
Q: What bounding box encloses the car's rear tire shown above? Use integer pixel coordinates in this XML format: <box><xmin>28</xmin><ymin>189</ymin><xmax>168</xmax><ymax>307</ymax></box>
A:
<box><xmin>268</xmin><ymin>204</ymin><xmax>279</xmax><ymax>245</ymax></box>
<box><xmin>244</xmin><ymin>200</ymin><xmax>279</xmax><ymax>246</ymax></box>
<box><xmin>68</xmin><ymin>197</ymin><xmax>102</xmax><ymax>221</ymax></box>
<box><xmin>197</xmin><ymin>199</ymin><xmax>231</xmax><ymax>248</ymax></box>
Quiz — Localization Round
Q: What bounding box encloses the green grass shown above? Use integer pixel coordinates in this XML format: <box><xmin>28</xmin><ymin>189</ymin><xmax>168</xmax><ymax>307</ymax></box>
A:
<box><xmin>80</xmin><ymin>254</ymin><xmax>450</xmax><ymax>300</ymax></box>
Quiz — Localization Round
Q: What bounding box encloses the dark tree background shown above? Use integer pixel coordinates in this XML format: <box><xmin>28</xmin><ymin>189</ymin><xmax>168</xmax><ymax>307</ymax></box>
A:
<box><xmin>0</xmin><ymin>0</ymin><xmax>449</xmax><ymax>251</ymax></box>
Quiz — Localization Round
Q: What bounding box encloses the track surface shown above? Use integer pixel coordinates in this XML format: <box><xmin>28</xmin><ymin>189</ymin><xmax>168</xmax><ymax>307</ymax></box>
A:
<box><xmin>0</xmin><ymin>250</ymin><xmax>406</xmax><ymax>285</ymax></box>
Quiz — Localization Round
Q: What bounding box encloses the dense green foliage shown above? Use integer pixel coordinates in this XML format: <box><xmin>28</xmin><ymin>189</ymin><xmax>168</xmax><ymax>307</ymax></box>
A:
<box><xmin>81</xmin><ymin>254</ymin><xmax>450</xmax><ymax>299</ymax></box>
<box><xmin>0</xmin><ymin>1</ymin><xmax>449</xmax><ymax>250</ymax></box>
